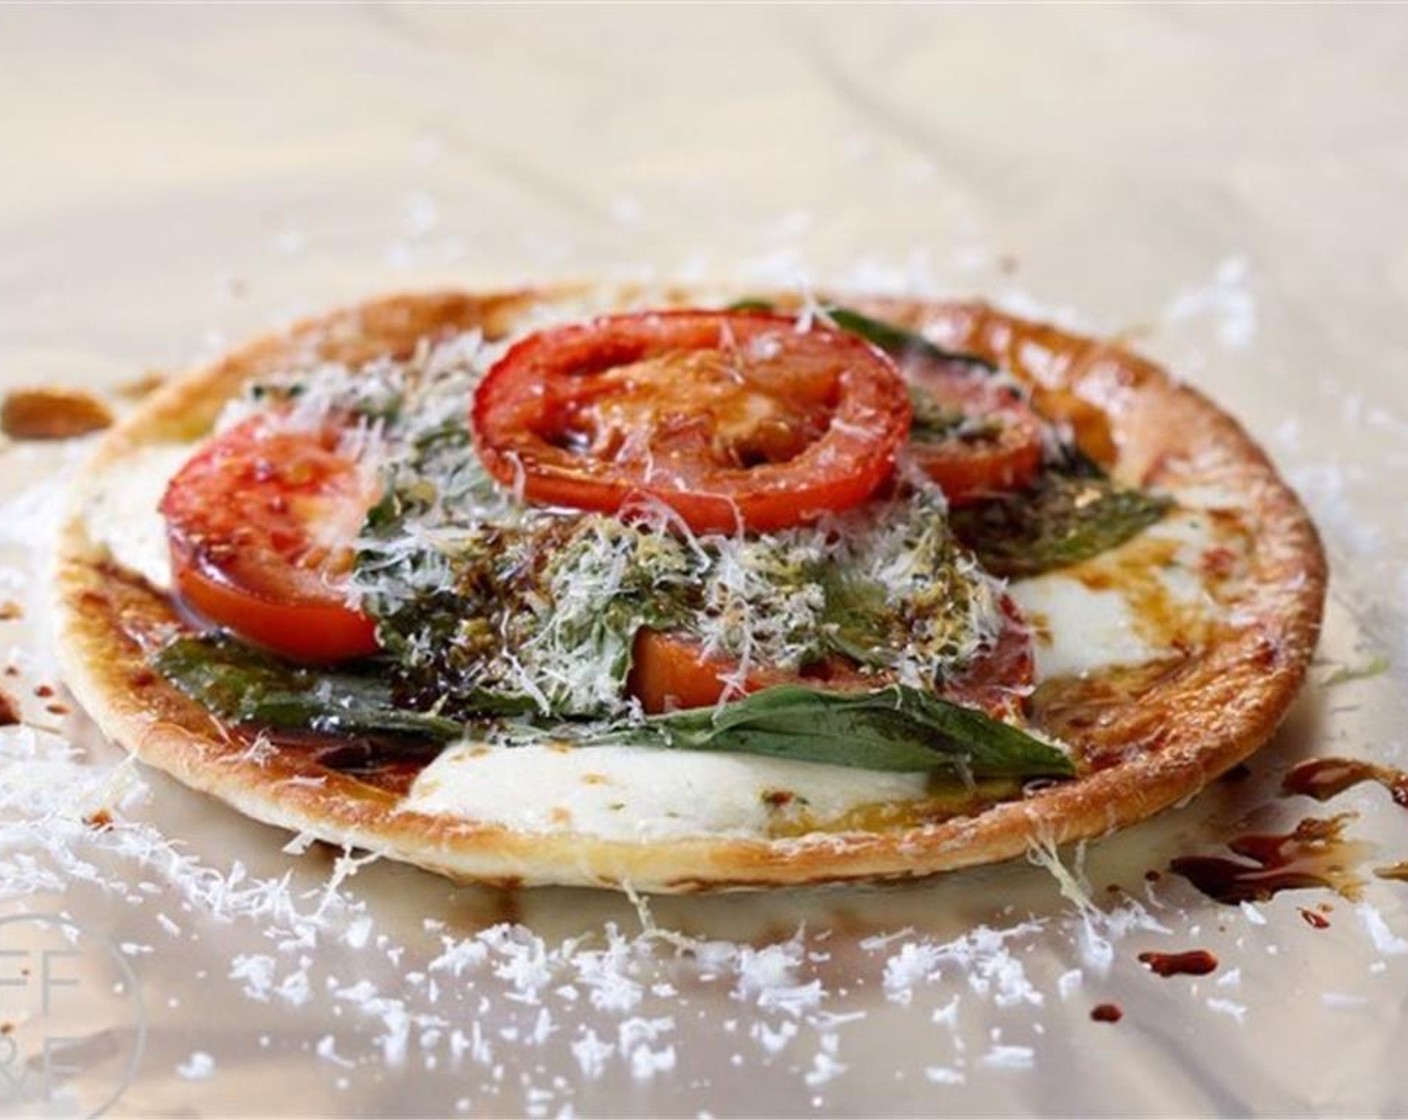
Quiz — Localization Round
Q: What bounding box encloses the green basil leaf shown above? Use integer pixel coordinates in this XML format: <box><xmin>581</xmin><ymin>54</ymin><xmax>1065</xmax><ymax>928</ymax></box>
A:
<box><xmin>951</xmin><ymin>471</ymin><xmax>1173</xmax><ymax>579</ymax></box>
<box><xmin>817</xmin><ymin>569</ymin><xmax>894</xmax><ymax>666</ymax></box>
<box><xmin>154</xmin><ymin>636</ymin><xmax>470</xmax><ymax>740</ymax></box>
<box><xmin>822</xmin><ymin>306</ymin><xmax>996</xmax><ymax>372</ymax></box>
<box><xmin>157</xmin><ymin>641</ymin><xmax>1073</xmax><ymax>780</ymax></box>
<box><xmin>602</xmin><ymin>684</ymin><xmax>1074</xmax><ymax>778</ymax></box>
<box><xmin>724</xmin><ymin>299</ymin><xmax>995</xmax><ymax>371</ymax></box>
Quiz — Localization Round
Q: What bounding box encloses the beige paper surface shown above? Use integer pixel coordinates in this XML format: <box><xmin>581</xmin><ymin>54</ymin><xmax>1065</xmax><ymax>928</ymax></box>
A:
<box><xmin>2</xmin><ymin>7</ymin><xmax>1407</xmax><ymax>1115</ymax></box>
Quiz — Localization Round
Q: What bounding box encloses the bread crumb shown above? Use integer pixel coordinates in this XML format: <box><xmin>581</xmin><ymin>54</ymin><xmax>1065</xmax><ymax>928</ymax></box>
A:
<box><xmin>0</xmin><ymin>601</ymin><xmax>21</xmax><ymax>622</ymax></box>
<box><xmin>2</xmin><ymin>387</ymin><xmax>113</xmax><ymax>439</ymax></box>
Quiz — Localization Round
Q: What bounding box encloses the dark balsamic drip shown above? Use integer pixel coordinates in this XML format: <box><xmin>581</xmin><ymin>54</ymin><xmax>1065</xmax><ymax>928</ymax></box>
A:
<box><xmin>238</xmin><ymin>727</ymin><xmax>442</xmax><ymax>796</ymax></box>
<box><xmin>1090</xmin><ymin>1003</ymin><xmax>1122</xmax><ymax>1023</ymax></box>
<box><xmin>83</xmin><ymin>808</ymin><xmax>114</xmax><ymax>831</ymax></box>
<box><xmin>1282</xmin><ymin>757</ymin><xmax>1408</xmax><ymax>810</ymax></box>
<box><xmin>1298</xmin><ymin>907</ymin><xmax>1330</xmax><ymax>929</ymax></box>
<box><xmin>1138</xmin><ymin>949</ymin><xmax>1218</xmax><ymax>977</ymax></box>
<box><xmin>1169</xmin><ymin>815</ymin><xmax>1362</xmax><ymax>904</ymax></box>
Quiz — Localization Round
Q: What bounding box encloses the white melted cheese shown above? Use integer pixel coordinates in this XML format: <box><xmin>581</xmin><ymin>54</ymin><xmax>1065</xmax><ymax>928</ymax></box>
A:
<box><xmin>1008</xmin><ymin>578</ymin><xmax>1155</xmax><ymax>681</ymax></box>
<box><xmin>82</xmin><ymin>442</ymin><xmax>194</xmax><ymax>592</ymax></box>
<box><xmin>1010</xmin><ymin>508</ymin><xmax>1232</xmax><ymax>683</ymax></box>
<box><xmin>404</xmin><ymin>743</ymin><xmax>929</xmax><ymax>841</ymax></box>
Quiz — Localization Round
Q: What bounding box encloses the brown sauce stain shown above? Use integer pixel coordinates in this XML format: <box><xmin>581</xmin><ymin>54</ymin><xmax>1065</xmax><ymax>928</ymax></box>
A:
<box><xmin>1138</xmin><ymin>949</ymin><xmax>1218</xmax><ymax>977</ymax></box>
<box><xmin>0</xmin><ymin>690</ymin><xmax>17</xmax><ymax>728</ymax></box>
<box><xmin>0</xmin><ymin>601</ymin><xmax>22</xmax><ymax>622</ymax></box>
<box><xmin>1299</xmin><ymin>907</ymin><xmax>1330</xmax><ymax>930</ymax></box>
<box><xmin>83</xmin><ymin>809</ymin><xmax>114</xmax><ymax>831</ymax></box>
<box><xmin>1063</xmin><ymin>511</ymin><xmax>1251</xmax><ymax>665</ymax></box>
<box><xmin>1200</xmin><ymin>546</ymin><xmax>1239</xmax><ymax>581</ymax></box>
<box><xmin>1090</xmin><ymin>1003</ymin><xmax>1123</xmax><ymax>1022</ymax></box>
<box><xmin>1071</xmin><ymin>535</ymin><xmax>1199</xmax><ymax>655</ymax></box>
<box><xmin>437</xmin><ymin>884</ymin><xmax>527</xmax><ymax>937</ymax></box>
<box><xmin>1029</xmin><ymin>385</ymin><xmax>1117</xmax><ymax>467</ymax></box>
<box><xmin>32</xmin><ymin>684</ymin><xmax>53</xmax><ymax>698</ymax></box>
<box><xmin>1170</xmin><ymin>815</ymin><xmax>1367</xmax><ymax>905</ymax></box>
<box><xmin>1</xmin><ymin>386</ymin><xmax>113</xmax><ymax>439</ymax></box>
<box><xmin>236</xmin><ymin>727</ymin><xmax>442</xmax><ymax>797</ymax></box>
<box><xmin>1283</xmin><ymin>757</ymin><xmax>1408</xmax><ymax>810</ymax></box>
<box><xmin>1028</xmin><ymin>656</ymin><xmax>1193</xmax><ymax>772</ymax></box>
<box><xmin>493</xmin><ymin>888</ymin><xmax>523</xmax><ymax>926</ymax></box>
<box><xmin>1374</xmin><ymin>861</ymin><xmax>1408</xmax><ymax>883</ymax></box>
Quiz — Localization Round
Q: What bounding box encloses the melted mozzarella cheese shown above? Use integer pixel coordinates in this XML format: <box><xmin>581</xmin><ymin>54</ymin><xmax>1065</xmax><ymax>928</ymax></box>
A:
<box><xmin>1008</xmin><ymin>577</ymin><xmax>1156</xmax><ymax>681</ymax></box>
<box><xmin>82</xmin><ymin>442</ymin><xmax>193</xmax><ymax>591</ymax></box>
<box><xmin>1010</xmin><ymin>509</ymin><xmax>1234</xmax><ymax>683</ymax></box>
<box><xmin>404</xmin><ymin>744</ymin><xmax>929</xmax><ymax>841</ymax></box>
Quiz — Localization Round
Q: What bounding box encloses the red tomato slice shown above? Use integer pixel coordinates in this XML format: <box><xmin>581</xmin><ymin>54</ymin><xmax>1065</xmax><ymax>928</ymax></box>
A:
<box><xmin>625</xmin><ymin>629</ymin><xmax>865</xmax><ymax>714</ymax></box>
<box><xmin>472</xmin><ymin>311</ymin><xmax>912</xmax><ymax>533</ymax></box>
<box><xmin>160</xmin><ymin>415</ymin><xmax>380</xmax><ymax>663</ymax></box>
<box><xmin>928</xmin><ymin>597</ymin><xmax>1035</xmax><ymax>721</ymax></box>
<box><xmin>905</xmin><ymin>361</ymin><xmax>1043</xmax><ymax>506</ymax></box>
<box><xmin>628</xmin><ymin>598</ymin><xmax>1034</xmax><ymax>719</ymax></box>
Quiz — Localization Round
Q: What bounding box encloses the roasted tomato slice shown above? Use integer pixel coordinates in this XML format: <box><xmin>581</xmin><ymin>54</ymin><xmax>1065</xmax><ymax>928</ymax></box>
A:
<box><xmin>905</xmin><ymin>360</ymin><xmax>1044</xmax><ymax>506</ymax></box>
<box><xmin>626</xmin><ymin>629</ymin><xmax>869</xmax><ymax>714</ymax></box>
<box><xmin>472</xmin><ymin>310</ymin><xmax>912</xmax><ymax>533</ymax></box>
<box><xmin>628</xmin><ymin>598</ymin><xmax>1034</xmax><ymax>719</ymax></box>
<box><xmin>160</xmin><ymin>414</ymin><xmax>380</xmax><ymax>663</ymax></box>
<box><xmin>928</xmin><ymin>597</ymin><xmax>1034</xmax><ymax>721</ymax></box>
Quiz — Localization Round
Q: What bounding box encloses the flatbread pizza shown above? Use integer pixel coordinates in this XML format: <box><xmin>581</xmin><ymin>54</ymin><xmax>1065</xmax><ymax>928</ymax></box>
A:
<box><xmin>53</xmin><ymin>285</ymin><xmax>1326</xmax><ymax>891</ymax></box>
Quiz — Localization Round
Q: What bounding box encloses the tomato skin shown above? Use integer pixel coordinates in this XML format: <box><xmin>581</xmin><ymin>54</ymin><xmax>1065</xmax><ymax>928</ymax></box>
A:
<box><xmin>628</xmin><ymin>599</ymin><xmax>1033</xmax><ymax>718</ymax></box>
<box><xmin>934</xmin><ymin>597</ymin><xmax>1034</xmax><ymax>721</ymax></box>
<box><xmin>627</xmin><ymin>628</ymin><xmax>870</xmax><ymax>714</ymax></box>
<box><xmin>160</xmin><ymin>415</ymin><xmax>381</xmax><ymax>663</ymax></box>
<box><xmin>905</xmin><ymin>362</ymin><xmax>1044</xmax><ymax>506</ymax></box>
<box><xmin>169</xmin><ymin>544</ymin><xmax>380</xmax><ymax>663</ymax></box>
<box><xmin>472</xmin><ymin>311</ymin><xmax>912</xmax><ymax>534</ymax></box>
<box><xmin>627</xmin><ymin>628</ymin><xmax>742</xmax><ymax>714</ymax></box>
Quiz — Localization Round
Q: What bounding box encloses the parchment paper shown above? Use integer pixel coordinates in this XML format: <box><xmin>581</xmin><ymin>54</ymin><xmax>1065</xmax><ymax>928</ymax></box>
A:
<box><xmin>2</xmin><ymin>7</ymin><xmax>1407</xmax><ymax>1117</ymax></box>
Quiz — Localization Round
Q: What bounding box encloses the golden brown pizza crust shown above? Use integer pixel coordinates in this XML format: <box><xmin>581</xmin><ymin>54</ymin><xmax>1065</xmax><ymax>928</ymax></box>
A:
<box><xmin>53</xmin><ymin>286</ymin><xmax>1327</xmax><ymax>891</ymax></box>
